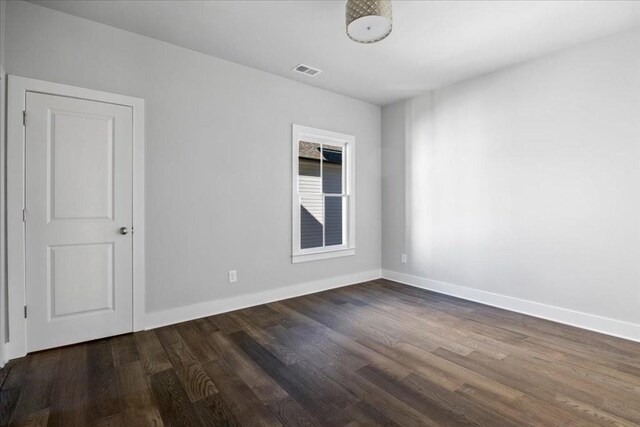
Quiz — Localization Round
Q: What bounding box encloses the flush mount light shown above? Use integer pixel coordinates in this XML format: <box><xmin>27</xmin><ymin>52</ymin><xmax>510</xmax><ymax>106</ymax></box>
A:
<box><xmin>346</xmin><ymin>0</ymin><xmax>392</xmax><ymax>44</ymax></box>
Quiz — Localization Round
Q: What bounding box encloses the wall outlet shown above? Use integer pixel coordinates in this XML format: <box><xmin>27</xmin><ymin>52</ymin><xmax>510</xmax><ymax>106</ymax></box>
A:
<box><xmin>401</xmin><ymin>254</ymin><xmax>407</xmax><ymax>264</ymax></box>
<box><xmin>228</xmin><ymin>270</ymin><xmax>237</xmax><ymax>283</ymax></box>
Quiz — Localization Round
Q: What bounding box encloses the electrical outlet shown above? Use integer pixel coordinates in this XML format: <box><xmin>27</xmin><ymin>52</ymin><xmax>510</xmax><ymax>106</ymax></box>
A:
<box><xmin>401</xmin><ymin>254</ymin><xmax>407</xmax><ymax>264</ymax></box>
<box><xmin>228</xmin><ymin>270</ymin><xmax>237</xmax><ymax>283</ymax></box>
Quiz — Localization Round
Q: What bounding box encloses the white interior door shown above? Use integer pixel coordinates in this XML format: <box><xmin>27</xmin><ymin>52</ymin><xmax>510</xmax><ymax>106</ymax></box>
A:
<box><xmin>25</xmin><ymin>92</ymin><xmax>133</xmax><ymax>352</ymax></box>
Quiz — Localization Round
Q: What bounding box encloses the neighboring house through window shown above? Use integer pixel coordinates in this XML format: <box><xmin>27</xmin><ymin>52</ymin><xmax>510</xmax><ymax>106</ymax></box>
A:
<box><xmin>292</xmin><ymin>125</ymin><xmax>355</xmax><ymax>263</ymax></box>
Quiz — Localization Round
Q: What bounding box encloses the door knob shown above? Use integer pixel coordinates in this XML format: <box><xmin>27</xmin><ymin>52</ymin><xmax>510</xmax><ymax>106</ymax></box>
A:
<box><xmin>119</xmin><ymin>227</ymin><xmax>129</xmax><ymax>235</ymax></box>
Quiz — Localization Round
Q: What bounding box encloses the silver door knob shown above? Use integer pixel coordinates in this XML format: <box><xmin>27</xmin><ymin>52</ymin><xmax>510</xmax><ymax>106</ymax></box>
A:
<box><xmin>119</xmin><ymin>227</ymin><xmax>129</xmax><ymax>235</ymax></box>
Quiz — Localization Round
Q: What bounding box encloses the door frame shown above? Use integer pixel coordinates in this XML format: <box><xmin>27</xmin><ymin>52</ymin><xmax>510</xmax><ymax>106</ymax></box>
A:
<box><xmin>7</xmin><ymin>75</ymin><xmax>146</xmax><ymax>359</ymax></box>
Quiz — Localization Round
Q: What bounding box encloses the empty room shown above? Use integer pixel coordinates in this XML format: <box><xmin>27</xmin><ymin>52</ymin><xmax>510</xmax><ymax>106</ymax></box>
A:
<box><xmin>1</xmin><ymin>0</ymin><xmax>640</xmax><ymax>425</ymax></box>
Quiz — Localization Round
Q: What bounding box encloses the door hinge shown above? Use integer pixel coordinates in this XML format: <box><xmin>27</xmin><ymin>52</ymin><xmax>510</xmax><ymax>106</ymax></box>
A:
<box><xmin>22</xmin><ymin>110</ymin><xmax>27</xmax><ymax>126</ymax></box>
<box><xmin>22</xmin><ymin>209</ymin><xmax>27</xmax><ymax>222</ymax></box>
<box><xmin>24</xmin><ymin>306</ymin><xmax>28</xmax><ymax>319</ymax></box>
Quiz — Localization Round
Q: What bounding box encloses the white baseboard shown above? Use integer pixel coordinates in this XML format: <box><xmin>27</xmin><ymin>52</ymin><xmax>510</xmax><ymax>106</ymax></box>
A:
<box><xmin>382</xmin><ymin>269</ymin><xmax>640</xmax><ymax>343</ymax></box>
<box><xmin>1</xmin><ymin>342</ymin><xmax>8</xmax><ymax>368</ymax></box>
<box><xmin>145</xmin><ymin>269</ymin><xmax>382</xmax><ymax>330</ymax></box>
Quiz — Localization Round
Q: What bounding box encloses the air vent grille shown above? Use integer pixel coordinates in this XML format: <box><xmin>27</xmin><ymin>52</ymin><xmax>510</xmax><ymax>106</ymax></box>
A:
<box><xmin>292</xmin><ymin>64</ymin><xmax>322</xmax><ymax>77</ymax></box>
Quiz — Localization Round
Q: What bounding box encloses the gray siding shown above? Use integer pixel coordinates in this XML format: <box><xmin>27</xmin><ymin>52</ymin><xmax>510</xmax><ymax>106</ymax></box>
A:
<box><xmin>324</xmin><ymin>195</ymin><xmax>343</xmax><ymax>246</ymax></box>
<box><xmin>299</xmin><ymin>159</ymin><xmax>343</xmax><ymax>248</ymax></box>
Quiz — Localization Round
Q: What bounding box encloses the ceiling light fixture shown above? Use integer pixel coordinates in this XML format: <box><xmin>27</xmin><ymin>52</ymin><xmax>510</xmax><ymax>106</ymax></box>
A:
<box><xmin>346</xmin><ymin>0</ymin><xmax>392</xmax><ymax>44</ymax></box>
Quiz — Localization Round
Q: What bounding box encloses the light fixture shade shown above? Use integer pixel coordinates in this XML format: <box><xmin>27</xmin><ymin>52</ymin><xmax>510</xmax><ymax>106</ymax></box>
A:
<box><xmin>346</xmin><ymin>0</ymin><xmax>392</xmax><ymax>44</ymax></box>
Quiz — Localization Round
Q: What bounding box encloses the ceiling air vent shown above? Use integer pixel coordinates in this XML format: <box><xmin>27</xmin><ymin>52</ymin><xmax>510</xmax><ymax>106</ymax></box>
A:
<box><xmin>292</xmin><ymin>64</ymin><xmax>322</xmax><ymax>77</ymax></box>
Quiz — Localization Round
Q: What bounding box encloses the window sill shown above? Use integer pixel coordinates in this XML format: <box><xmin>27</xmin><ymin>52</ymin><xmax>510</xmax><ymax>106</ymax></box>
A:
<box><xmin>292</xmin><ymin>248</ymin><xmax>355</xmax><ymax>264</ymax></box>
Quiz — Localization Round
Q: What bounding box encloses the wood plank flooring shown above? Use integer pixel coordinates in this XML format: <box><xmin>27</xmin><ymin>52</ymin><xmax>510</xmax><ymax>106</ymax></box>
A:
<box><xmin>2</xmin><ymin>279</ymin><xmax>640</xmax><ymax>426</ymax></box>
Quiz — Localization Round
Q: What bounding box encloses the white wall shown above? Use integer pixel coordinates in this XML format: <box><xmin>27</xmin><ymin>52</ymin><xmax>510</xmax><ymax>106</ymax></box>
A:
<box><xmin>8</xmin><ymin>0</ymin><xmax>639</xmax><ymax>345</ymax></box>
<box><xmin>5</xmin><ymin>1</ymin><xmax>381</xmax><ymax>317</ymax></box>
<box><xmin>1</xmin><ymin>0</ymin><xmax>8</xmax><ymax>365</ymax></box>
<box><xmin>382</xmin><ymin>27</ymin><xmax>640</xmax><ymax>336</ymax></box>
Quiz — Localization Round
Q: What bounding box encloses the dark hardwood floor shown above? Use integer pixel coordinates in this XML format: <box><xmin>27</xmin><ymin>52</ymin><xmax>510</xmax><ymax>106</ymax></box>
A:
<box><xmin>2</xmin><ymin>279</ymin><xmax>640</xmax><ymax>426</ymax></box>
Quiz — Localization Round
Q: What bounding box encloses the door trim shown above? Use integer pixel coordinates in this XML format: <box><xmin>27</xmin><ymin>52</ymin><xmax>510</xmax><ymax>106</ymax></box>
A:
<box><xmin>7</xmin><ymin>75</ymin><xmax>145</xmax><ymax>359</ymax></box>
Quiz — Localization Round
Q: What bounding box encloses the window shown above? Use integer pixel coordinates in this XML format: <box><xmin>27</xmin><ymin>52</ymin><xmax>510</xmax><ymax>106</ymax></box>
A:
<box><xmin>292</xmin><ymin>125</ymin><xmax>355</xmax><ymax>263</ymax></box>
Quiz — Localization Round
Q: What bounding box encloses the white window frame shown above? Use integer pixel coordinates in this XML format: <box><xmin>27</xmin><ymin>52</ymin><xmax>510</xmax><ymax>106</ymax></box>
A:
<box><xmin>292</xmin><ymin>124</ymin><xmax>355</xmax><ymax>263</ymax></box>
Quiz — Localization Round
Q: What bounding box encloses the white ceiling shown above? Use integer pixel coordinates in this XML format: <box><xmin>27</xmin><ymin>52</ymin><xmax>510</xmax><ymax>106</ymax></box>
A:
<box><xmin>29</xmin><ymin>0</ymin><xmax>640</xmax><ymax>105</ymax></box>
